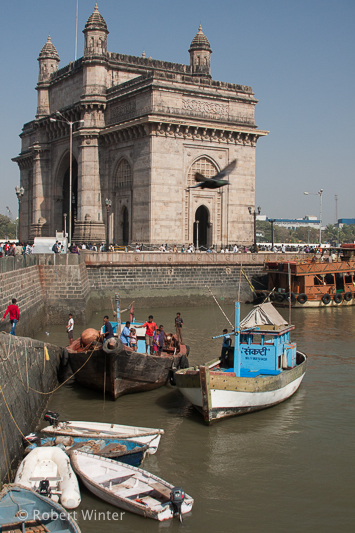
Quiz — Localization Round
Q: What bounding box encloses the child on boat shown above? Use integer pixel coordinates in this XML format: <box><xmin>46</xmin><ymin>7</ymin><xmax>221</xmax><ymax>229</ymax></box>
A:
<box><xmin>156</xmin><ymin>325</ymin><xmax>166</xmax><ymax>356</ymax></box>
<box><xmin>130</xmin><ymin>328</ymin><xmax>137</xmax><ymax>351</ymax></box>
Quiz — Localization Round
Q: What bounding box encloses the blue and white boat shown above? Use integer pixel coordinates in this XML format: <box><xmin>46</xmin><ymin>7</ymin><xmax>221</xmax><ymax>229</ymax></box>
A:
<box><xmin>24</xmin><ymin>435</ymin><xmax>148</xmax><ymax>466</ymax></box>
<box><xmin>0</xmin><ymin>484</ymin><xmax>80</xmax><ymax>533</ymax></box>
<box><xmin>175</xmin><ymin>302</ymin><xmax>307</xmax><ymax>423</ymax></box>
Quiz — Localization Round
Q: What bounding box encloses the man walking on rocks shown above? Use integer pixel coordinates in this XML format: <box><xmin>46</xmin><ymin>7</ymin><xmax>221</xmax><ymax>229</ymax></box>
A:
<box><xmin>2</xmin><ymin>298</ymin><xmax>20</xmax><ymax>335</ymax></box>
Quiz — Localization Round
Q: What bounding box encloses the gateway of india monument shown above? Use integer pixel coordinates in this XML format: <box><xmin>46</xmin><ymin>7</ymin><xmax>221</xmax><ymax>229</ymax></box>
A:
<box><xmin>13</xmin><ymin>4</ymin><xmax>268</xmax><ymax>247</ymax></box>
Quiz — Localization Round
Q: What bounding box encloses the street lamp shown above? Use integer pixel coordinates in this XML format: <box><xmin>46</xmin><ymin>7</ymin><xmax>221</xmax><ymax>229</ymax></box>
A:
<box><xmin>195</xmin><ymin>219</ymin><xmax>199</xmax><ymax>250</ymax></box>
<box><xmin>304</xmin><ymin>189</ymin><xmax>323</xmax><ymax>246</ymax></box>
<box><xmin>268</xmin><ymin>219</ymin><xmax>275</xmax><ymax>249</ymax></box>
<box><xmin>248</xmin><ymin>206</ymin><xmax>261</xmax><ymax>252</ymax></box>
<box><xmin>50</xmin><ymin>112</ymin><xmax>84</xmax><ymax>246</ymax></box>
<box><xmin>63</xmin><ymin>213</ymin><xmax>67</xmax><ymax>238</ymax></box>
<box><xmin>15</xmin><ymin>185</ymin><xmax>25</xmax><ymax>242</ymax></box>
<box><xmin>105</xmin><ymin>198</ymin><xmax>112</xmax><ymax>251</ymax></box>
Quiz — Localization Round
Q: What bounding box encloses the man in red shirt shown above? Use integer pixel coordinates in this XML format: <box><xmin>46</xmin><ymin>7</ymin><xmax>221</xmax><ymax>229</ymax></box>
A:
<box><xmin>2</xmin><ymin>298</ymin><xmax>20</xmax><ymax>335</ymax></box>
<box><xmin>141</xmin><ymin>315</ymin><xmax>157</xmax><ymax>354</ymax></box>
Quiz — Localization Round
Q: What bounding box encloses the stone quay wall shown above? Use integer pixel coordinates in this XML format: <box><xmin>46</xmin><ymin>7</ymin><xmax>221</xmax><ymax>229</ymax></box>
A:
<box><xmin>0</xmin><ymin>252</ymin><xmax>308</xmax><ymax>334</ymax></box>
<box><xmin>0</xmin><ymin>334</ymin><xmax>62</xmax><ymax>483</ymax></box>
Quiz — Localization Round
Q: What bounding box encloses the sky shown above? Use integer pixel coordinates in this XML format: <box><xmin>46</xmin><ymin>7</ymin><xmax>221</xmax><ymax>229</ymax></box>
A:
<box><xmin>1</xmin><ymin>0</ymin><xmax>354</xmax><ymax>225</ymax></box>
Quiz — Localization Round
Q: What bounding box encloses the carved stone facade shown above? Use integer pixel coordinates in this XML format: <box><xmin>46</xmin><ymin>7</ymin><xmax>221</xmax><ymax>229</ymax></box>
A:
<box><xmin>13</xmin><ymin>4</ymin><xmax>268</xmax><ymax>246</ymax></box>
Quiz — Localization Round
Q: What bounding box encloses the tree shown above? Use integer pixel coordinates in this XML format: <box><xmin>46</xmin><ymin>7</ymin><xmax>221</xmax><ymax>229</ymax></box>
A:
<box><xmin>0</xmin><ymin>214</ymin><xmax>17</xmax><ymax>239</ymax></box>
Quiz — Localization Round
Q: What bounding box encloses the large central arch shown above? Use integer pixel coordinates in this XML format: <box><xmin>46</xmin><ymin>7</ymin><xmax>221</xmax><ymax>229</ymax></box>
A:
<box><xmin>194</xmin><ymin>205</ymin><xmax>211</xmax><ymax>248</ymax></box>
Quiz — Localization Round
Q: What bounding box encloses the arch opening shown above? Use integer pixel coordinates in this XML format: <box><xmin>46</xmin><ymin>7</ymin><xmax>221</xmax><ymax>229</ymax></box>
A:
<box><xmin>194</xmin><ymin>205</ymin><xmax>211</xmax><ymax>249</ymax></box>
<box><xmin>122</xmin><ymin>206</ymin><xmax>129</xmax><ymax>244</ymax></box>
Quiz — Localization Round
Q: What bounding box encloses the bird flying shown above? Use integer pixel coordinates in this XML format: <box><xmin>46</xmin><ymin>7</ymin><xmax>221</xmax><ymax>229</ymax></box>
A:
<box><xmin>189</xmin><ymin>160</ymin><xmax>237</xmax><ymax>189</ymax></box>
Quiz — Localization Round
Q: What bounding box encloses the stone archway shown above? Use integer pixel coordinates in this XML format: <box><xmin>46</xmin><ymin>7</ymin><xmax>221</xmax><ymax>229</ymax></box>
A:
<box><xmin>194</xmin><ymin>205</ymin><xmax>210</xmax><ymax>249</ymax></box>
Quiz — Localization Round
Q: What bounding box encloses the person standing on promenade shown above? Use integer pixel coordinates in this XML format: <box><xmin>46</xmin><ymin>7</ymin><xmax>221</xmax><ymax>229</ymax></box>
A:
<box><xmin>2</xmin><ymin>298</ymin><xmax>20</xmax><ymax>335</ymax></box>
<box><xmin>66</xmin><ymin>313</ymin><xmax>74</xmax><ymax>345</ymax></box>
<box><xmin>175</xmin><ymin>312</ymin><xmax>183</xmax><ymax>343</ymax></box>
<box><xmin>141</xmin><ymin>315</ymin><xmax>157</xmax><ymax>354</ymax></box>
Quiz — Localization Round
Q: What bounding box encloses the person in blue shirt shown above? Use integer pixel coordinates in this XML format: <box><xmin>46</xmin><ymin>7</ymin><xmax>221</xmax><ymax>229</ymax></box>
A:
<box><xmin>120</xmin><ymin>321</ymin><xmax>131</xmax><ymax>346</ymax></box>
<box><xmin>220</xmin><ymin>328</ymin><xmax>231</xmax><ymax>366</ymax></box>
<box><xmin>103</xmin><ymin>316</ymin><xmax>114</xmax><ymax>340</ymax></box>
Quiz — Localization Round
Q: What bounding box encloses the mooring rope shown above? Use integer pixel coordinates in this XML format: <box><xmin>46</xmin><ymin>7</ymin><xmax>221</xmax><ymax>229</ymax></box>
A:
<box><xmin>205</xmin><ymin>285</ymin><xmax>234</xmax><ymax>328</ymax></box>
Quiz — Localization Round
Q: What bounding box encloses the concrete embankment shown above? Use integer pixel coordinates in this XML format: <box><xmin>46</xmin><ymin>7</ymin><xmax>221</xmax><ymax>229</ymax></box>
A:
<box><xmin>0</xmin><ymin>333</ymin><xmax>62</xmax><ymax>484</ymax></box>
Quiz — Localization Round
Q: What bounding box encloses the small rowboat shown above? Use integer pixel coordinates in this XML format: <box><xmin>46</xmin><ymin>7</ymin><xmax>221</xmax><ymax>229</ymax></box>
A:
<box><xmin>15</xmin><ymin>447</ymin><xmax>81</xmax><ymax>509</ymax></box>
<box><xmin>0</xmin><ymin>484</ymin><xmax>81</xmax><ymax>533</ymax></box>
<box><xmin>41</xmin><ymin>412</ymin><xmax>164</xmax><ymax>455</ymax></box>
<box><xmin>24</xmin><ymin>434</ymin><xmax>148</xmax><ymax>466</ymax></box>
<box><xmin>70</xmin><ymin>451</ymin><xmax>194</xmax><ymax>522</ymax></box>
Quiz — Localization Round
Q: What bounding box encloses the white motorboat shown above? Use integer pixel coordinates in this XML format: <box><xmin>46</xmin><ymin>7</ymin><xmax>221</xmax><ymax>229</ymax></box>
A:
<box><xmin>41</xmin><ymin>412</ymin><xmax>164</xmax><ymax>455</ymax></box>
<box><xmin>71</xmin><ymin>451</ymin><xmax>194</xmax><ymax>522</ymax></box>
<box><xmin>15</xmin><ymin>446</ymin><xmax>81</xmax><ymax>509</ymax></box>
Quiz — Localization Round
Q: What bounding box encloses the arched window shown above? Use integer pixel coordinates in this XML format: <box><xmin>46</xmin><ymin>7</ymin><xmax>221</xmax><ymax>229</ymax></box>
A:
<box><xmin>188</xmin><ymin>157</ymin><xmax>218</xmax><ymax>187</ymax></box>
<box><xmin>116</xmin><ymin>159</ymin><xmax>132</xmax><ymax>189</ymax></box>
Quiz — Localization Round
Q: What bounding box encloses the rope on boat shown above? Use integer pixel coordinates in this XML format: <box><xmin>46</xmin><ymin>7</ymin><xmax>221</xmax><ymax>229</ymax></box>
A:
<box><xmin>205</xmin><ymin>285</ymin><xmax>234</xmax><ymax>328</ymax></box>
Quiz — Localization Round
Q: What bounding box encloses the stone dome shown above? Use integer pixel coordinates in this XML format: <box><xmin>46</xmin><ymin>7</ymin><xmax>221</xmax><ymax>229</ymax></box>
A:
<box><xmin>38</xmin><ymin>35</ymin><xmax>60</xmax><ymax>61</ymax></box>
<box><xmin>189</xmin><ymin>25</ymin><xmax>211</xmax><ymax>51</ymax></box>
<box><xmin>84</xmin><ymin>3</ymin><xmax>108</xmax><ymax>33</ymax></box>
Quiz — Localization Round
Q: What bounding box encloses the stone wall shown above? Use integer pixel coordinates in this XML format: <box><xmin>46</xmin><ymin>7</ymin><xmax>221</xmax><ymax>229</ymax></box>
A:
<box><xmin>0</xmin><ymin>334</ymin><xmax>62</xmax><ymax>483</ymax></box>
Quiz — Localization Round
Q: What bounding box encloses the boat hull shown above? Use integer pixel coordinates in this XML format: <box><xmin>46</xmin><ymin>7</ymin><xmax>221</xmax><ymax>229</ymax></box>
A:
<box><xmin>68</xmin><ymin>347</ymin><xmax>183</xmax><ymax>399</ymax></box>
<box><xmin>175</xmin><ymin>352</ymin><xmax>307</xmax><ymax>423</ymax></box>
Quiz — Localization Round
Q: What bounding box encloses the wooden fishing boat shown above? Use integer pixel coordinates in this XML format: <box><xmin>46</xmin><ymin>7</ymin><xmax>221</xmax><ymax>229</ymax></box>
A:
<box><xmin>70</xmin><ymin>451</ymin><xmax>194</xmax><ymax>522</ymax></box>
<box><xmin>15</xmin><ymin>447</ymin><xmax>81</xmax><ymax>509</ymax></box>
<box><xmin>264</xmin><ymin>244</ymin><xmax>355</xmax><ymax>307</ymax></box>
<box><xmin>24</xmin><ymin>434</ymin><xmax>148</xmax><ymax>467</ymax></box>
<box><xmin>41</xmin><ymin>412</ymin><xmax>164</xmax><ymax>455</ymax></box>
<box><xmin>67</xmin><ymin>296</ymin><xmax>190</xmax><ymax>399</ymax></box>
<box><xmin>0</xmin><ymin>484</ymin><xmax>81</xmax><ymax>533</ymax></box>
<box><xmin>175</xmin><ymin>302</ymin><xmax>307</xmax><ymax>424</ymax></box>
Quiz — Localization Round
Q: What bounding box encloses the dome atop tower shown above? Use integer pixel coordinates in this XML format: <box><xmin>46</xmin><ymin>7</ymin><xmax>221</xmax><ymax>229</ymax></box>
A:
<box><xmin>84</xmin><ymin>4</ymin><xmax>108</xmax><ymax>33</ymax></box>
<box><xmin>38</xmin><ymin>35</ymin><xmax>60</xmax><ymax>61</ymax></box>
<box><xmin>189</xmin><ymin>25</ymin><xmax>211</xmax><ymax>52</ymax></box>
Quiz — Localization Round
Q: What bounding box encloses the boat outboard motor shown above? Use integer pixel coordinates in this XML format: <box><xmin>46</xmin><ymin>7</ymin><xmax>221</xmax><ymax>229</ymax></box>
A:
<box><xmin>170</xmin><ymin>487</ymin><xmax>185</xmax><ymax>522</ymax></box>
<box><xmin>44</xmin><ymin>410</ymin><xmax>59</xmax><ymax>426</ymax></box>
<box><xmin>23</xmin><ymin>433</ymin><xmax>39</xmax><ymax>446</ymax></box>
<box><xmin>38</xmin><ymin>479</ymin><xmax>51</xmax><ymax>498</ymax></box>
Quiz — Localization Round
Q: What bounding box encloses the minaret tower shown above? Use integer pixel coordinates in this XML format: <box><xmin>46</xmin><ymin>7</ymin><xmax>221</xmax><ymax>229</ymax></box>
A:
<box><xmin>189</xmin><ymin>25</ymin><xmax>212</xmax><ymax>77</ymax></box>
<box><xmin>83</xmin><ymin>3</ymin><xmax>109</xmax><ymax>57</ymax></box>
<box><xmin>36</xmin><ymin>35</ymin><xmax>60</xmax><ymax>117</ymax></box>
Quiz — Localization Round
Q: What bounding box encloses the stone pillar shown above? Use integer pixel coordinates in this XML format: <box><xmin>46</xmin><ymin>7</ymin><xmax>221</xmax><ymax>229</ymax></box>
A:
<box><xmin>30</xmin><ymin>146</ymin><xmax>49</xmax><ymax>238</ymax></box>
<box><xmin>73</xmin><ymin>135</ymin><xmax>105</xmax><ymax>243</ymax></box>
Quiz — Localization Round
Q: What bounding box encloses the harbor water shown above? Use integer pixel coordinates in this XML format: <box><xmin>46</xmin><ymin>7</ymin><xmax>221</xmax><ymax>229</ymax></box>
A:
<box><xmin>34</xmin><ymin>302</ymin><xmax>355</xmax><ymax>533</ymax></box>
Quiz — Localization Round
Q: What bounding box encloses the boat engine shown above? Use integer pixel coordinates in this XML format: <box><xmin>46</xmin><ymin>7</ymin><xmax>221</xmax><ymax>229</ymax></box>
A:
<box><xmin>170</xmin><ymin>487</ymin><xmax>185</xmax><ymax>522</ymax></box>
<box><xmin>23</xmin><ymin>432</ymin><xmax>39</xmax><ymax>446</ymax></box>
<box><xmin>38</xmin><ymin>479</ymin><xmax>51</xmax><ymax>498</ymax></box>
<box><xmin>44</xmin><ymin>410</ymin><xmax>59</xmax><ymax>426</ymax></box>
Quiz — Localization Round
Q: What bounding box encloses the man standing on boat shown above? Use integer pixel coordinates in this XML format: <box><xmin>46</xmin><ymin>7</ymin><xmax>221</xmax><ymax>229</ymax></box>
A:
<box><xmin>220</xmin><ymin>329</ymin><xmax>231</xmax><ymax>366</ymax></box>
<box><xmin>175</xmin><ymin>312</ymin><xmax>183</xmax><ymax>343</ymax></box>
<box><xmin>142</xmin><ymin>315</ymin><xmax>157</xmax><ymax>354</ymax></box>
<box><xmin>120</xmin><ymin>321</ymin><xmax>131</xmax><ymax>347</ymax></box>
<box><xmin>103</xmin><ymin>316</ymin><xmax>114</xmax><ymax>341</ymax></box>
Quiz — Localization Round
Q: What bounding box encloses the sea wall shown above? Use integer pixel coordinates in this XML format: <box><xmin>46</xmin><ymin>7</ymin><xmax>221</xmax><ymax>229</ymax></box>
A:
<box><xmin>0</xmin><ymin>334</ymin><xmax>62</xmax><ymax>484</ymax></box>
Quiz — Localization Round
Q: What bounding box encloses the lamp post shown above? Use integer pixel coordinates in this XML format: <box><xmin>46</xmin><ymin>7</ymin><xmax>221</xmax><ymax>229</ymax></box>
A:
<box><xmin>248</xmin><ymin>206</ymin><xmax>261</xmax><ymax>252</ymax></box>
<box><xmin>50</xmin><ymin>112</ymin><xmax>84</xmax><ymax>246</ymax></box>
<box><xmin>105</xmin><ymin>198</ymin><xmax>112</xmax><ymax>251</ymax></box>
<box><xmin>268</xmin><ymin>219</ymin><xmax>275</xmax><ymax>249</ymax></box>
<box><xmin>304</xmin><ymin>189</ymin><xmax>323</xmax><ymax>246</ymax></box>
<box><xmin>195</xmin><ymin>220</ymin><xmax>199</xmax><ymax>250</ymax></box>
<box><xmin>15</xmin><ymin>186</ymin><xmax>25</xmax><ymax>242</ymax></box>
<box><xmin>63</xmin><ymin>213</ymin><xmax>67</xmax><ymax>237</ymax></box>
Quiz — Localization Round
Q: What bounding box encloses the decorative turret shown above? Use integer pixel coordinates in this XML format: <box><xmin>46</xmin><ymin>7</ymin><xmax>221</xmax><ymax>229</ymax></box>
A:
<box><xmin>36</xmin><ymin>35</ymin><xmax>60</xmax><ymax>117</ymax></box>
<box><xmin>83</xmin><ymin>3</ymin><xmax>109</xmax><ymax>56</ymax></box>
<box><xmin>189</xmin><ymin>25</ymin><xmax>212</xmax><ymax>77</ymax></box>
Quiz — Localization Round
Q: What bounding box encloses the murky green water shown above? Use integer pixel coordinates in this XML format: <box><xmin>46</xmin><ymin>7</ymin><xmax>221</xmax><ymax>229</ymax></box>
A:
<box><xmin>34</xmin><ymin>302</ymin><xmax>355</xmax><ymax>533</ymax></box>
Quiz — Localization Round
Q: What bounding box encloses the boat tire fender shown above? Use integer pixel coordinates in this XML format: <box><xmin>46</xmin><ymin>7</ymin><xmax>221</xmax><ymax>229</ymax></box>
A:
<box><xmin>321</xmin><ymin>294</ymin><xmax>331</xmax><ymax>305</ymax></box>
<box><xmin>103</xmin><ymin>338</ymin><xmax>123</xmax><ymax>354</ymax></box>
<box><xmin>297</xmin><ymin>293</ymin><xmax>308</xmax><ymax>304</ymax></box>
<box><xmin>286</xmin><ymin>292</ymin><xmax>296</xmax><ymax>303</ymax></box>
<box><xmin>185</xmin><ymin>345</ymin><xmax>190</xmax><ymax>357</ymax></box>
<box><xmin>333</xmin><ymin>293</ymin><xmax>343</xmax><ymax>304</ymax></box>
<box><xmin>275</xmin><ymin>294</ymin><xmax>284</xmax><ymax>303</ymax></box>
<box><xmin>344</xmin><ymin>292</ymin><xmax>352</xmax><ymax>302</ymax></box>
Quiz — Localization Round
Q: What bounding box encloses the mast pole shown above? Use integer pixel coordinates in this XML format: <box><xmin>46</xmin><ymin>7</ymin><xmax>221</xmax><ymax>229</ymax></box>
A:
<box><xmin>233</xmin><ymin>301</ymin><xmax>241</xmax><ymax>377</ymax></box>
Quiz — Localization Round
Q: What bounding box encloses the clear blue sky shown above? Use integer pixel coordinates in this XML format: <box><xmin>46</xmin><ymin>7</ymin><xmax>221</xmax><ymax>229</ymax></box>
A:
<box><xmin>1</xmin><ymin>0</ymin><xmax>354</xmax><ymax>225</ymax></box>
